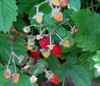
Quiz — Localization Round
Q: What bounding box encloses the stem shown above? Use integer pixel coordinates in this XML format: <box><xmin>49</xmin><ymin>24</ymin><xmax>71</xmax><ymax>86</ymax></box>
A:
<box><xmin>32</xmin><ymin>37</ymin><xmax>36</xmax><ymax>42</ymax></box>
<box><xmin>55</xmin><ymin>32</ymin><xmax>63</xmax><ymax>41</ymax></box>
<box><xmin>91</xmin><ymin>0</ymin><xmax>94</xmax><ymax>11</ymax></box>
<box><xmin>12</xmin><ymin>52</ymin><xmax>20</xmax><ymax>59</ymax></box>
<box><xmin>43</xmin><ymin>20</ymin><xmax>58</xmax><ymax>26</ymax></box>
<box><xmin>50</xmin><ymin>20</ymin><xmax>68</xmax><ymax>34</ymax></box>
<box><xmin>29</xmin><ymin>24</ymin><xmax>41</xmax><ymax>27</ymax></box>
<box><xmin>62</xmin><ymin>79</ymin><xmax>65</xmax><ymax>86</ymax></box>
<box><xmin>49</xmin><ymin>0</ymin><xmax>54</xmax><ymax>10</ymax></box>
<box><xmin>86</xmin><ymin>4</ymin><xmax>99</xmax><ymax>9</ymax></box>
<box><xmin>50</xmin><ymin>33</ymin><xmax>52</xmax><ymax>44</ymax></box>
<box><xmin>8</xmin><ymin>32</ymin><xmax>13</xmax><ymax>52</ymax></box>
<box><xmin>12</xmin><ymin>55</ymin><xmax>17</xmax><ymax>74</ymax></box>
<box><xmin>67</xmin><ymin>22</ymin><xmax>73</xmax><ymax>29</ymax></box>
<box><xmin>33</xmin><ymin>59</ymin><xmax>46</xmax><ymax>75</ymax></box>
<box><xmin>65</xmin><ymin>70</ymin><xmax>69</xmax><ymax>86</ymax></box>
<box><xmin>36</xmin><ymin>6</ymin><xmax>39</xmax><ymax>14</ymax></box>
<box><xmin>40</xmin><ymin>24</ymin><xmax>43</xmax><ymax>34</ymax></box>
<box><xmin>35</xmin><ymin>0</ymin><xmax>49</xmax><ymax>8</ymax></box>
<box><xmin>40</xmin><ymin>27</ymin><xmax>48</xmax><ymax>35</ymax></box>
<box><xmin>7</xmin><ymin>54</ymin><xmax>11</xmax><ymax>69</ymax></box>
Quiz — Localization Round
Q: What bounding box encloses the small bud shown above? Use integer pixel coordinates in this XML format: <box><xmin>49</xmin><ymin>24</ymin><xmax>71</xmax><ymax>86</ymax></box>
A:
<box><xmin>60</xmin><ymin>0</ymin><xmax>68</xmax><ymax>7</ymax></box>
<box><xmin>60</xmin><ymin>38</ymin><xmax>70</xmax><ymax>47</ymax></box>
<box><xmin>51</xmin><ymin>7</ymin><xmax>63</xmax><ymax>21</ymax></box>
<box><xmin>36</xmin><ymin>17</ymin><xmax>43</xmax><ymax>24</ymax></box>
<box><xmin>51</xmin><ymin>0</ymin><xmax>60</xmax><ymax>6</ymax></box>
<box><xmin>36</xmin><ymin>35</ymin><xmax>43</xmax><ymax>40</ymax></box>
<box><xmin>18</xmin><ymin>55</ymin><xmax>24</xmax><ymax>63</ymax></box>
<box><xmin>23</xmin><ymin>26</ymin><xmax>30</xmax><ymax>33</ymax></box>
<box><xmin>62</xmin><ymin>39</ymin><xmax>70</xmax><ymax>47</ymax></box>
<box><xmin>71</xmin><ymin>26</ymin><xmax>78</xmax><ymax>34</ymax></box>
<box><xmin>47</xmin><ymin>44</ymin><xmax>54</xmax><ymax>50</ymax></box>
<box><xmin>4</xmin><ymin>69</ymin><xmax>11</xmax><ymax>78</ymax></box>
<box><xmin>54</xmin><ymin>11</ymin><xmax>63</xmax><ymax>21</ymax></box>
<box><xmin>33</xmin><ymin>12</ymin><xmax>44</xmax><ymax>24</ymax></box>
<box><xmin>40</xmin><ymin>49</ymin><xmax>50</xmax><ymax>58</ymax></box>
<box><xmin>27</xmin><ymin>45</ymin><xmax>33</xmax><ymax>50</ymax></box>
<box><xmin>23</xmin><ymin>65</ymin><xmax>30</xmax><ymax>70</ymax></box>
<box><xmin>30</xmin><ymin>75</ymin><xmax>38</xmax><ymax>83</ymax></box>
<box><xmin>12</xmin><ymin>74</ymin><xmax>19</xmax><ymax>83</ymax></box>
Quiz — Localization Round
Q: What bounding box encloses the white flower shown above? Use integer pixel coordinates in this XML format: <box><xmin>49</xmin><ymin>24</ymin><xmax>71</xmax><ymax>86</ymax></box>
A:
<box><xmin>33</xmin><ymin>12</ymin><xmax>44</xmax><ymax>19</ymax></box>
<box><xmin>51</xmin><ymin>7</ymin><xmax>61</xmax><ymax>17</ymax></box>
<box><xmin>23</xmin><ymin>65</ymin><xmax>30</xmax><ymax>70</ymax></box>
<box><xmin>23</xmin><ymin>26</ymin><xmax>30</xmax><ymax>33</ymax></box>
<box><xmin>30</xmin><ymin>75</ymin><xmax>38</xmax><ymax>83</ymax></box>
<box><xmin>18</xmin><ymin>55</ymin><xmax>24</xmax><ymax>63</ymax></box>
<box><xmin>94</xmin><ymin>64</ymin><xmax>100</xmax><ymax>72</ymax></box>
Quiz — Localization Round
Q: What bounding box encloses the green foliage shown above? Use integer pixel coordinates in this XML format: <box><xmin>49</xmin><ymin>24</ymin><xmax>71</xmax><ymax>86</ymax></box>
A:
<box><xmin>72</xmin><ymin>9</ymin><xmax>100</xmax><ymax>52</ymax></box>
<box><xmin>17</xmin><ymin>0</ymin><xmax>43</xmax><ymax>14</ymax></box>
<box><xmin>66</xmin><ymin>52</ymin><xmax>77</xmax><ymax>65</ymax></box>
<box><xmin>27</xmin><ymin>59</ymin><xmax>48</xmax><ymax>75</ymax></box>
<box><xmin>0</xmin><ymin>33</ymin><xmax>27</xmax><ymax>65</ymax></box>
<box><xmin>46</xmin><ymin>54</ymin><xmax>60</xmax><ymax>72</ymax></box>
<box><xmin>56</xmin><ymin>65</ymin><xmax>68</xmax><ymax>82</ymax></box>
<box><xmin>13</xmin><ymin>15</ymin><xmax>26</xmax><ymax>33</ymax></box>
<box><xmin>69</xmin><ymin>0</ymin><xmax>81</xmax><ymax>11</ymax></box>
<box><xmin>0</xmin><ymin>0</ymin><xmax>18</xmax><ymax>33</ymax></box>
<box><xmin>0</xmin><ymin>0</ymin><xmax>100</xmax><ymax>85</ymax></box>
<box><xmin>69</xmin><ymin>65</ymin><xmax>91</xmax><ymax>86</ymax></box>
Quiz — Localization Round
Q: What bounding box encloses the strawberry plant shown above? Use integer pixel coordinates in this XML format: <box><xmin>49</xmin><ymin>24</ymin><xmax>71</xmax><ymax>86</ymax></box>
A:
<box><xmin>0</xmin><ymin>0</ymin><xmax>100</xmax><ymax>86</ymax></box>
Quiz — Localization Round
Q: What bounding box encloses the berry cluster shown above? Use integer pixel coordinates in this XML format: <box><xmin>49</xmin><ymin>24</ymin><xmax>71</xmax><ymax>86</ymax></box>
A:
<box><xmin>4</xmin><ymin>0</ymin><xmax>78</xmax><ymax>85</ymax></box>
<box><xmin>4</xmin><ymin>69</ymin><xmax>19</xmax><ymax>83</ymax></box>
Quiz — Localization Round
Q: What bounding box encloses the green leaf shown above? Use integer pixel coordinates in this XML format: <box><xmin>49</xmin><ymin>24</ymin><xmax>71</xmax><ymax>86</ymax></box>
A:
<box><xmin>66</xmin><ymin>52</ymin><xmax>77</xmax><ymax>65</ymax></box>
<box><xmin>0</xmin><ymin>0</ymin><xmax>17</xmax><ymax>33</ymax></box>
<box><xmin>56</xmin><ymin>26</ymin><xmax>65</xmax><ymax>37</ymax></box>
<box><xmin>72</xmin><ymin>9</ymin><xmax>100</xmax><ymax>52</ymax></box>
<box><xmin>69</xmin><ymin>0</ymin><xmax>81</xmax><ymax>11</ymax></box>
<box><xmin>56</xmin><ymin>65</ymin><xmax>68</xmax><ymax>82</ymax></box>
<box><xmin>69</xmin><ymin>65</ymin><xmax>91</xmax><ymax>86</ymax></box>
<box><xmin>27</xmin><ymin>59</ymin><xmax>48</xmax><ymax>75</ymax></box>
<box><xmin>46</xmin><ymin>54</ymin><xmax>60</xmax><ymax>72</ymax></box>
<box><xmin>0</xmin><ymin>33</ymin><xmax>27</xmax><ymax>65</ymax></box>
<box><xmin>17</xmin><ymin>0</ymin><xmax>43</xmax><ymax>14</ymax></box>
<box><xmin>13</xmin><ymin>15</ymin><xmax>26</xmax><ymax>33</ymax></box>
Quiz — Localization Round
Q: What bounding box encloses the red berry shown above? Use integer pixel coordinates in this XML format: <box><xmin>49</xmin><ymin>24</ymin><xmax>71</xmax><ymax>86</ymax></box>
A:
<box><xmin>73</xmin><ymin>27</ymin><xmax>78</xmax><ymax>34</ymax></box>
<box><xmin>31</xmin><ymin>49</ymin><xmax>40</xmax><ymax>59</ymax></box>
<box><xmin>51</xmin><ymin>43</ymin><xmax>61</xmax><ymax>57</ymax></box>
<box><xmin>4</xmin><ymin>69</ymin><xmax>11</xmax><ymax>78</ymax></box>
<box><xmin>60</xmin><ymin>0</ymin><xmax>68</xmax><ymax>7</ymax></box>
<box><xmin>49</xmin><ymin>72</ymin><xmax>59</xmax><ymax>84</ymax></box>
<box><xmin>12</xmin><ymin>74</ymin><xmax>19</xmax><ymax>83</ymax></box>
<box><xmin>39</xmin><ymin>37</ymin><xmax>50</xmax><ymax>50</ymax></box>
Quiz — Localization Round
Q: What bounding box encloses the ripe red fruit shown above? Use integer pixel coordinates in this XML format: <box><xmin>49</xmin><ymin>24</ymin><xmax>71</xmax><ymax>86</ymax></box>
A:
<box><xmin>12</xmin><ymin>74</ymin><xmax>19</xmax><ymax>83</ymax></box>
<box><xmin>60</xmin><ymin>0</ymin><xmax>68</xmax><ymax>7</ymax></box>
<box><xmin>49</xmin><ymin>72</ymin><xmax>59</xmax><ymax>84</ymax></box>
<box><xmin>4</xmin><ymin>69</ymin><xmax>11</xmax><ymax>78</ymax></box>
<box><xmin>51</xmin><ymin>43</ymin><xmax>61</xmax><ymax>57</ymax></box>
<box><xmin>31</xmin><ymin>49</ymin><xmax>40</xmax><ymax>59</ymax></box>
<box><xmin>39</xmin><ymin>37</ymin><xmax>50</xmax><ymax>50</ymax></box>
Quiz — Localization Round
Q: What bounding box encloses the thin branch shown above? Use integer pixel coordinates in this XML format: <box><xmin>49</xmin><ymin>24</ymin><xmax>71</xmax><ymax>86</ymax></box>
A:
<box><xmin>55</xmin><ymin>32</ymin><xmax>63</xmax><ymax>41</ymax></box>
<box><xmin>50</xmin><ymin>20</ymin><xmax>68</xmax><ymax>35</ymax></box>
<box><xmin>12</xmin><ymin>55</ymin><xmax>17</xmax><ymax>74</ymax></box>
<box><xmin>33</xmin><ymin>59</ymin><xmax>46</xmax><ymax>75</ymax></box>
<box><xmin>8</xmin><ymin>32</ymin><xmax>13</xmax><ymax>51</ymax></box>
<box><xmin>49</xmin><ymin>0</ymin><xmax>54</xmax><ymax>10</ymax></box>
<box><xmin>7</xmin><ymin>54</ymin><xmax>12</xmax><ymax>69</ymax></box>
